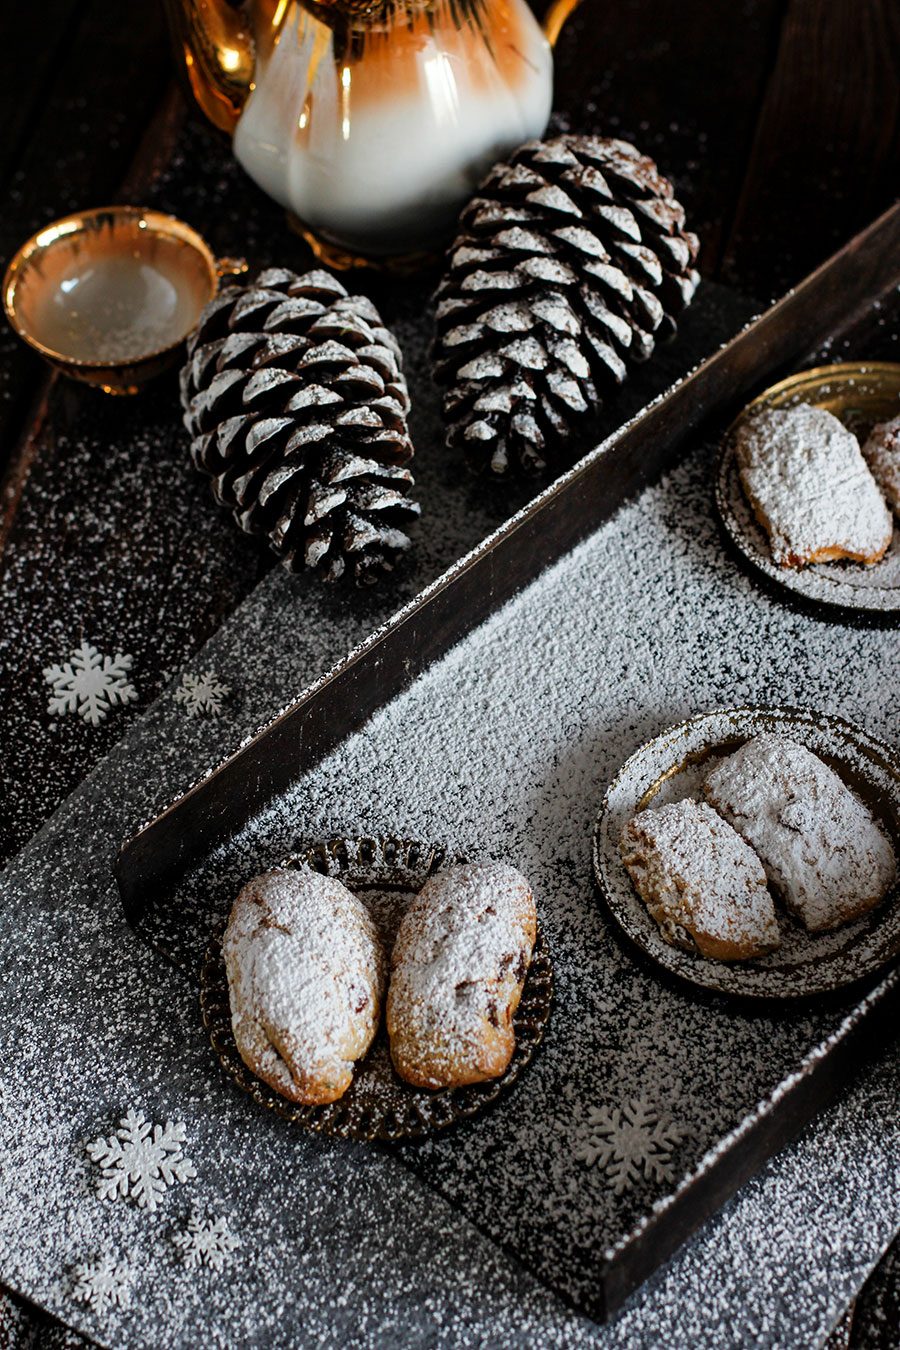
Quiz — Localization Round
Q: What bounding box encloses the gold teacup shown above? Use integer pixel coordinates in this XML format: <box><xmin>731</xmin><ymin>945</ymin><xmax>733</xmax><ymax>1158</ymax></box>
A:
<box><xmin>3</xmin><ymin>206</ymin><xmax>244</xmax><ymax>395</ymax></box>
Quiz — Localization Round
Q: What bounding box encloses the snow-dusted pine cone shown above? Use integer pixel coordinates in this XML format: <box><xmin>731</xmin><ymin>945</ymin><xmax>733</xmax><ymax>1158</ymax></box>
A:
<box><xmin>180</xmin><ymin>267</ymin><xmax>420</xmax><ymax>583</ymax></box>
<box><xmin>433</xmin><ymin>136</ymin><xmax>700</xmax><ymax>476</ymax></box>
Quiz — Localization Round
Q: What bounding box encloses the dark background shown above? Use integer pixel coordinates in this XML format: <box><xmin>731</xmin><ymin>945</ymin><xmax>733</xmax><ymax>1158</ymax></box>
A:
<box><xmin>0</xmin><ymin>1</ymin><xmax>898</xmax><ymax>1344</ymax></box>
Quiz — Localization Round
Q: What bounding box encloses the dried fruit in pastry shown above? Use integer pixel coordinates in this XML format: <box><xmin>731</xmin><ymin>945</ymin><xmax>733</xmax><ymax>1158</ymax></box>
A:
<box><xmin>704</xmin><ymin>734</ymin><xmax>897</xmax><ymax>933</ymax></box>
<box><xmin>861</xmin><ymin>414</ymin><xmax>900</xmax><ymax>517</ymax></box>
<box><xmin>387</xmin><ymin>863</ymin><xmax>536</xmax><ymax>1089</ymax></box>
<box><xmin>620</xmin><ymin>799</ymin><xmax>780</xmax><ymax>961</ymax></box>
<box><xmin>734</xmin><ymin>404</ymin><xmax>892</xmax><ymax>568</ymax></box>
<box><xmin>224</xmin><ymin>868</ymin><xmax>385</xmax><ymax>1105</ymax></box>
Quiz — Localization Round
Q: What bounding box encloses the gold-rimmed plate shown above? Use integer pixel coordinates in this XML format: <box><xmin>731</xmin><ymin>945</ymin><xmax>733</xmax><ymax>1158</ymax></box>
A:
<box><xmin>200</xmin><ymin>836</ymin><xmax>553</xmax><ymax>1141</ymax></box>
<box><xmin>592</xmin><ymin>707</ymin><xmax>900</xmax><ymax>1000</ymax></box>
<box><xmin>714</xmin><ymin>362</ymin><xmax>900</xmax><ymax>620</ymax></box>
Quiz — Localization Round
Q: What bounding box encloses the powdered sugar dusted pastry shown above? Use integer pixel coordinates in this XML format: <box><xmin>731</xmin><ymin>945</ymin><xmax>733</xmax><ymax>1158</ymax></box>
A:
<box><xmin>734</xmin><ymin>404</ymin><xmax>892</xmax><ymax>568</ymax></box>
<box><xmin>224</xmin><ymin>868</ymin><xmax>385</xmax><ymax>1105</ymax></box>
<box><xmin>620</xmin><ymin>799</ymin><xmax>780</xmax><ymax>961</ymax></box>
<box><xmin>861</xmin><ymin>414</ymin><xmax>900</xmax><ymax>516</ymax></box>
<box><xmin>387</xmin><ymin>863</ymin><xmax>536</xmax><ymax>1089</ymax></box>
<box><xmin>704</xmin><ymin>734</ymin><xmax>897</xmax><ymax>933</ymax></box>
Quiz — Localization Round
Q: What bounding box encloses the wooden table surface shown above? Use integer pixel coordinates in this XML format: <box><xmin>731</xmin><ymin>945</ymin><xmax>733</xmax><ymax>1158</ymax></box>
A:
<box><xmin>0</xmin><ymin>1</ymin><xmax>898</xmax><ymax>1344</ymax></box>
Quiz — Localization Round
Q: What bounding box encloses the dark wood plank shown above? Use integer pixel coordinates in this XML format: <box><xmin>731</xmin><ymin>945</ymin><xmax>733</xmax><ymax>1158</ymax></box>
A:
<box><xmin>722</xmin><ymin>0</ymin><xmax>900</xmax><ymax>297</ymax></box>
<box><xmin>550</xmin><ymin>0</ymin><xmax>787</xmax><ymax>277</ymax></box>
<box><xmin>0</xmin><ymin>0</ymin><xmax>170</xmax><ymax>476</ymax></box>
<box><xmin>0</xmin><ymin>1</ymin><xmax>82</xmax><ymax>188</ymax></box>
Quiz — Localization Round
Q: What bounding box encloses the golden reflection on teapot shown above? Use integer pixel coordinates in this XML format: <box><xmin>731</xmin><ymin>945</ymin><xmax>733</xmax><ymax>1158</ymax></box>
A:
<box><xmin>164</xmin><ymin>0</ymin><xmax>579</xmax><ymax>267</ymax></box>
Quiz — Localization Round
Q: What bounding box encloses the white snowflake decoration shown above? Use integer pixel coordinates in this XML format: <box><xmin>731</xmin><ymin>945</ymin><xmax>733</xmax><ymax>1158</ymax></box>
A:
<box><xmin>572</xmin><ymin>1096</ymin><xmax>690</xmax><ymax>1194</ymax></box>
<box><xmin>71</xmin><ymin>1252</ymin><xmax>134</xmax><ymax>1314</ymax></box>
<box><xmin>174</xmin><ymin>669</ymin><xmax>230</xmax><ymax>717</ymax></box>
<box><xmin>44</xmin><ymin>642</ymin><xmax>138</xmax><ymax>726</ymax></box>
<box><xmin>86</xmin><ymin>1108</ymin><xmax>196</xmax><ymax>1211</ymax></box>
<box><xmin>173</xmin><ymin>1213</ymin><xmax>241</xmax><ymax>1271</ymax></box>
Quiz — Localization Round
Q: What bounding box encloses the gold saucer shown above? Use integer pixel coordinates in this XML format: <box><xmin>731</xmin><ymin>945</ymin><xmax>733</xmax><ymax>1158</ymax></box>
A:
<box><xmin>3</xmin><ymin>206</ymin><xmax>246</xmax><ymax>394</ymax></box>
<box><xmin>737</xmin><ymin>360</ymin><xmax>900</xmax><ymax>431</ymax></box>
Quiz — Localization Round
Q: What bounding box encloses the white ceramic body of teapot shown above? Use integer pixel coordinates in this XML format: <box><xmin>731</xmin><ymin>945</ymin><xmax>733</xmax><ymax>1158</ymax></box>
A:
<box><xmin>165</xmin><ymin>0</ymin><xmax>574</xmax><ymax>265</ymax></box>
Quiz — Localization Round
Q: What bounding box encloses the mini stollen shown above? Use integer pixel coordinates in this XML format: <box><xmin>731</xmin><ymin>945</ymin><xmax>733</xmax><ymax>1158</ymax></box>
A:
<box><xmin>204</xmin><ymin>839</ymin><xmax>553</xmax><ymax>1140</ymax></box>
<box><xmin>180</xmin><ymin>267</ymin><xmax>420</xmax><ymax>583</ymax></box>
<box><xmin>432</xmin><ymin>134</ymin><xmax>700</xmax><ymax>476</ymax></box>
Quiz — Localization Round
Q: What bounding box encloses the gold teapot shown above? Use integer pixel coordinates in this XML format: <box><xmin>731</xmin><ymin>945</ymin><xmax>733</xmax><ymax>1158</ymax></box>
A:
<box><xmin>165</xmin><ymin>0</ymin><xmax>577</xmax><ymax>266</ymax></box>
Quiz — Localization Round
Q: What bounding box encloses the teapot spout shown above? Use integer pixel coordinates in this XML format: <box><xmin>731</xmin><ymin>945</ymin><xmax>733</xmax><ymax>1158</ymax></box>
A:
<box><xmin>164</xmin><ymin>0</ymin><xmax>255</xmax><ymax>133</ymax></box>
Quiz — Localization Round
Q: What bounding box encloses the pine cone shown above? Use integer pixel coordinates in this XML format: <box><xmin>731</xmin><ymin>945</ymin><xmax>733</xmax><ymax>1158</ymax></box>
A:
<box><xmin>433</xmin><ymin>136</ymin><xmax>700</xmax><ymax>477</ymax></box>
<box><xmin>180</xmin><ymin>267</ymin><xmax>420</xmax><ymax>583</ymax></box>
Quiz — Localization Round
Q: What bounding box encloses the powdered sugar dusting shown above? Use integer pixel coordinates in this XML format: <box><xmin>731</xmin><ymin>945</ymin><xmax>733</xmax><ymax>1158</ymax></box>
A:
<box><xmin>388</xmin><ymin>862</ymin><xmax>535</xmax><ymax>1086</ymax></box>
<box><xmin>224</xmin><ymin>867</ymin><xmax>384</xmax><ymax>1104</ymax></box>
<box><xmin>735</xmin><ymin>404</ymin><xmax>892</xmax><ymax>566</ymax></box>
<box><xmin>704</xmin><ymin>733</ymin><xmax>897</xmax><ymax>932</ymax></box>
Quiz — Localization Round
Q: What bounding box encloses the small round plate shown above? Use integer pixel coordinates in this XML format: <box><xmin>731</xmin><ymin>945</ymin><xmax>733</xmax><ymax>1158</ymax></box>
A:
<box><xmin>201</xmin><ymin>836</ymin><xmax>553</xmax><ymax>1140</ymax></box>
<box><xmin>714</xmin><ymin>362</ymin><xmax>900</xmax><ymax>620</ymax></box>
<box><xmin>592</xmin><ymin>707</ymin><xmax>900</xmax><ymax>1000</ymax></box>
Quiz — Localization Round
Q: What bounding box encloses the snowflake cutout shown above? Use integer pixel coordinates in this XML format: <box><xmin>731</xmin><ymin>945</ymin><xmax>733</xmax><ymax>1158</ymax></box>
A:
<box><xmin>86</xmin><ymin>1108</ymin><xmax>196</xmax><ymax>1211</ymax></box>
<box><xmin>572</xmin><ymin>1096</ymin><xmax>690</xmax><ymax>1194</ymax></box>
<box><xmin>71</xmin><ymin>1252</ymin><xmax>134</xmax><ymax>1314</ymax></box>
<box><xmin>173</xmin><ymin>1213</ymin><xmax>241</xmax><ymax>1271</ymax></box>
<box><xmin>174</xmin><ymin>669</ymin><xmax>231</xmax><ymax>717</ymax></box>
<box><xmin>44</xmin><ymin>642</ymin><xmax>138</xmax><ymax>726</ymax></box>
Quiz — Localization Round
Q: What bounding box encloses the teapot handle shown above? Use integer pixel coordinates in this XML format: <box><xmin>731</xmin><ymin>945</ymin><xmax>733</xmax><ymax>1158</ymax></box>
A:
<box><xmin>541</xmin><ymin>0</ymin><xmax>582</xmax><ymax>46</ymax></box>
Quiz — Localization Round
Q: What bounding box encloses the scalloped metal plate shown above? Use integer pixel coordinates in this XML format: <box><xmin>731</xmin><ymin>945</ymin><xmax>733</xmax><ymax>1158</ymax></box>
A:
<box><xmin>201</xmin><ymin>836</ymin><xmax>553</xmax><ymax>1140</ymax></box>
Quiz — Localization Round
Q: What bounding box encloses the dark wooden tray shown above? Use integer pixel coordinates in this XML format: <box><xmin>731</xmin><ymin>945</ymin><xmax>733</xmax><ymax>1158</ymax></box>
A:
<box><xmin>117</xmin><ymin>203</ymin><xmax>900</xmax><ymax>901</ymax></box>
<box><xmin>115</xmin><ymin>205</ymin><xmax>900</xmax><ymax>1322</ymax></box>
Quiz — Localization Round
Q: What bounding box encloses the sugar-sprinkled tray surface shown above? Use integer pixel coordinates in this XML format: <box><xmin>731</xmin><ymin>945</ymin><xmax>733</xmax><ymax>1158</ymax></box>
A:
<box><xmin>1</xmin><ymin>433</ymin><xmax>898</xmax><ymax>1344</ymax></box>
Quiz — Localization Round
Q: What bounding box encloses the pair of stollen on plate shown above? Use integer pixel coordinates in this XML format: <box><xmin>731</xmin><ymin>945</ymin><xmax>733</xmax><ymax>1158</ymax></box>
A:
<box><xmin>594</xmin><ymin>705</ymin><xmax>900</xmax><ymax>1000</ymax></box>
<box><xmin>201</xmin><ymin>838</ymin><xmax>553</xmax><ymax>1142</ymax></box>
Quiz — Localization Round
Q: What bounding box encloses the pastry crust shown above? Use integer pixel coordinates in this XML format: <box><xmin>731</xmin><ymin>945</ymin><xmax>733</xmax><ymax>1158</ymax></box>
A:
<box><xmin>734</xmin><ymin>404</ymin><xmax>892</xmax><ymax>568</ymax></box>
<box><xmin>620</xmin><ymin>799</ymin><xmax>780</xmax><ymax>961</ymax></box>
<box><xmin>224</xmin><ymin>868</ymin><xmax>385</xmax><ymax>1105</ymax></box>
<box><xmin>861</xmin><ymin>414</ymin><xmax>900</xmax><ymax>517</ymax></box>
<box><xmin>704</xmin><ymin>734</ymin><xmax>897</xmax><ymax>933</ymax></box>
<box><xmin>387</xmin><ymin>863</ymin><xmax>536</xmax><ymax>1089</ymax></box>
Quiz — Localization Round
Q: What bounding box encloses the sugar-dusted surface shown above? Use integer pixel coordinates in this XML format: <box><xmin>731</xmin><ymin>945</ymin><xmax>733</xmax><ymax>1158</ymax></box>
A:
<box><xmin>0</xmin><ymin>444</ymin><xmax>898</xmax><ymax>1345</ymax></box>
<box><xmin>217</xmin><ymin>448</ymin><xmax>898</xmax><ymax>1316</ymax></box>
<box><xmin>704</xmin><ymin>733</ymin><xmax>897</xmax><ymax>933</ymax></box>
<box><xmin>735</xmin><ymin>403</ymin><xmax>893</xmax><ymax>566</ymax></box>
<box><xmin>224</xmin><ymin>867</ymin><xmax>385</xmax><ymax>1104</ymax></box>
<box><xmin>620</xmin><ymin>798</ymin><xmax>779</xmax><ymax>960</ymax></box>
